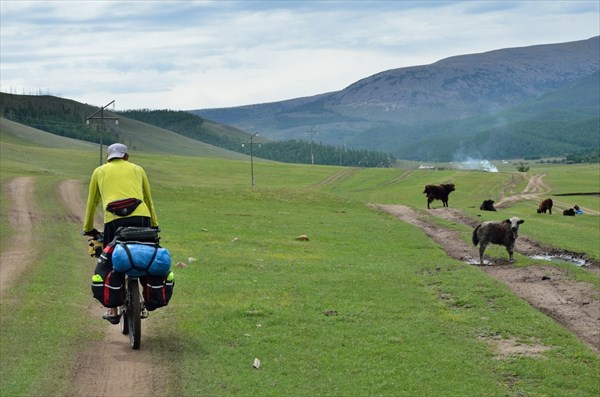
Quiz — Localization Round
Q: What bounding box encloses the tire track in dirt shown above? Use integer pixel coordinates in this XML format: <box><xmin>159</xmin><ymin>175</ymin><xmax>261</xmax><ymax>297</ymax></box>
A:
<box><xmin>70</xmin><ymin>324</ymin><xmax>164</xmax><ymax>397</ymax></box>
<box><xmin>308</xmin><ymin>167</ymin><xmax>360</xmax><ymax>189</ymax></box>
<box><xmin>495</xmin><ymin>173</ymin><xmax>551</xmax><ymax>208</ymax></box>
<box><xmin>373</xmin><ymin>170</ymin><xmax>415</xmax><ymax>188</ymax></box>
<box><xmin>0</xmin><ymin>177</ymin><xmax>38</xmax><ymax>296</ymax></box>
<box><xmin>495</xmin><ymin>173</ymin><xmax>599</xmax><ymax>215</ymax></box>
<box><xmin>372</xmin><ymin>203</ymin><xmax>600</xmax><ymax>354</ymax></box>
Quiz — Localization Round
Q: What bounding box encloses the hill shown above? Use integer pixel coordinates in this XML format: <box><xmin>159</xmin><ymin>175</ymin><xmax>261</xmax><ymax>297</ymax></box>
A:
<box><xmin>118</xmin><ymin>109</ymin><xmax>395</xmax><ymax>167</ymax></box>
<box><xmin>0</xmin><ymin>93</ymin><xmax>249</xmax><ymax>160</ymax></box>
<box><xmin>1</xmin><ymin>93</ymin><xmax>396</xmax><ymax>167</ymax></box>
<box><xmin>1</xmin><ymin>117</ymin><xmax>98</xmax><ymax>150</ymax></box>
<box><xmin>191</xmin><ymin>37</ymin><xmax>600</xmax><ymax>161</ymax></box>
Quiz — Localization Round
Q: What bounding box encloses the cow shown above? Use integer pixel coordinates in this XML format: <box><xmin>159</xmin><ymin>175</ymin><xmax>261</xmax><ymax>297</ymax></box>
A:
<box><xmin>423</xmin><ymin>183</ymin><xmax>455</xmax><ymax>209</ymax></box>
<box><xmin>472</xmin><ymin>217</ymin><xmax>525</xmax><ymax>265</ymax></box>
<box><xmin>480</xmin><ymin>199</ymin><xmax>497</xmax><ymax>212</ymax></box>
<box><xmin>563</xmin><ymin>208</ymin><xmax>576</xmax><ymax>216</ymax></box>
<box><xmin>537</xmin><ymin>198</ymin><xmax>553</xmax><ymax>215</ymax></box>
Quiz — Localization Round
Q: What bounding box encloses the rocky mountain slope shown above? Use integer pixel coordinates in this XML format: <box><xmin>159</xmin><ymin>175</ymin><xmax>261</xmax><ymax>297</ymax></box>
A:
<box><xmin>192</xmin><ymin>37</ymin><xmax>599</xmax><ymax>161</ymax></box>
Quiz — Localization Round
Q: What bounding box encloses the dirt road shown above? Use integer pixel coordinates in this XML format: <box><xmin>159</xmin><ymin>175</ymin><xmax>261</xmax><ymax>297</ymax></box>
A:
<box><xmin>0</xmin><ymin>177</ymin><xmax>38</xmax><ymax>295</ymax></box>
<box><xmin>1</xmin><ymin>177</ymin><xmax>164</xmax><ymax>396</ymax></box>
<box><xmin>372</xmin><ymin>151</ymin><xmax>600</xmax><ymax>355</ymax></box>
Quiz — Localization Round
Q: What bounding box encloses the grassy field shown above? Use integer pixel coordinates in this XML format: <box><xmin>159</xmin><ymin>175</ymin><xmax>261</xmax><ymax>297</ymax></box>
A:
<box><xmin>1</xmin><ymin>123</ymin><xmax>599</xmax><ymax>396</ymax></box>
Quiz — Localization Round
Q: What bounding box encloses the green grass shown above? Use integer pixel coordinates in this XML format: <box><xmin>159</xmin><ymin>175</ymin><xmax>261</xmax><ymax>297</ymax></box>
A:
<box><xmin>0</xmin><ymin>178</ymin><xmax>101</xmax><ymax>396</ymax></box>
<box><xmin>155</xmin><ymin>187</ymin><xmax>598</xmax><ymax>396</ymax></box>
<box><xmin>1</xmin><ymin>125</ymin><xmax>599</xmax><ymax>397</ymax></box>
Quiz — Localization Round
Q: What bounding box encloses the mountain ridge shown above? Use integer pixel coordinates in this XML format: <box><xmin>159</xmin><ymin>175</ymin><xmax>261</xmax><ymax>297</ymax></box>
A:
<box><xmin>191</xmin><ymin>36</ymin><xmax>599</xmax><ymax>161</ymax></box>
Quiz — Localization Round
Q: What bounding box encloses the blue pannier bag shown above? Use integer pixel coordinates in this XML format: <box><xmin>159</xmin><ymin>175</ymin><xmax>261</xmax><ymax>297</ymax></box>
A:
<box><xmin>112</xmin><ymin>242</ymin><xmax>171</xmax><ymax>277</ymax></box>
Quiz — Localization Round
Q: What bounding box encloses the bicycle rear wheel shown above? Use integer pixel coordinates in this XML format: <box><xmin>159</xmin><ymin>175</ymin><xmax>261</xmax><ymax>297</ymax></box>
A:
<box><xmin>120</xmin><ymin>303</ymin><xmax>129</xmax><ymax>335</ymax></box>
<box><xmin>127</xmin><ymin>279</ymin><xmax>142</xmax><ymax>349</ymax></box>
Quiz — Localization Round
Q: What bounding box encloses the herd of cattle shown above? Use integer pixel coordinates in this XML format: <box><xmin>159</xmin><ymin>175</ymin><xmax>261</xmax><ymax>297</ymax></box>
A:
<box><xmin>422</xmin><ymin>183</ymin><xmax>582</xmax><ymax>265</ymax></box>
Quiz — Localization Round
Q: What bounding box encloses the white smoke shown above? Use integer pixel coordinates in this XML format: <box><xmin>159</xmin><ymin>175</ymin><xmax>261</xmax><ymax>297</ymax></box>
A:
<box><xmin>455</xmin><ymin>158</ymin><xmax>499</xmax><ymax>172</ymax></box>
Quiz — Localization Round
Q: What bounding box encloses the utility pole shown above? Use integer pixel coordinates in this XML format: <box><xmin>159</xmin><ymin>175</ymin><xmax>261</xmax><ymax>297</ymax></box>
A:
<box><xmin>339</xmin><ymin>143</ymin><xmax>347</xmax><ymax>166</ymax></box>
<box><xmin>305</xmin><ymin>125</ymin><xmax>318</xmax><ymax>165</ymax></box>
<box><xmin>86</xmin><ymin>100</ymin><xmax>119</xmax><ymax>165</ymax></box>
<box><xmin>242</xmin><ymin>132</ymin><xmax>260</xmax><ymax>187</ymax></box>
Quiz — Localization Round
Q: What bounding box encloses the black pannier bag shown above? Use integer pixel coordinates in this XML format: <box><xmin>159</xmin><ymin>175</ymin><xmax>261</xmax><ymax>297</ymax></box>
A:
<box><xmin>143</xmin><ymin>272</ymin><xmax>174</xmax><ymax>311</ymax></box>
<box><xmin>114</xmin><ymin>226</ymin><xmax>159</xmax><ymax>243</ymax></box>
<box><xmin>91</xmin><ymin>270</ymin><xmax>125</xmax><ymax>308</ymax></box>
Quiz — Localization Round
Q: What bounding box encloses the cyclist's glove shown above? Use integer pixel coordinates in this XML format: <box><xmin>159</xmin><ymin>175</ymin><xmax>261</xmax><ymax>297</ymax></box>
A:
<box><xmin>83</xmin><ymin>228</ymin><xmax>100</xmax><ymax>237</ymax></box>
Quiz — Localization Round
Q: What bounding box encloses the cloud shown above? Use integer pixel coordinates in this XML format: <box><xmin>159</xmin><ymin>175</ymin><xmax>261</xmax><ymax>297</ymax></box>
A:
<box><xmin>1</xmin><ymin>0</ymin><xmax>598</xmax><ymax>110</ymax></box>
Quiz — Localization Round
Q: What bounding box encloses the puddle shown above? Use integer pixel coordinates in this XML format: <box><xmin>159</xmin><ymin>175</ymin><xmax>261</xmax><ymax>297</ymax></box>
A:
<box><xmin>465</xmin><ymin>258</ymin><xmax>492</xmax><ymax>265</ymax></box>
<box><xmin>530</xmin><ymin>254</ymin><xmax>588</xmax><ymax>267</ymax></box>
<box><xmin>466</xmin><ymin>255</ymin><xmax>589</xmax><ymax>267</ymax></box>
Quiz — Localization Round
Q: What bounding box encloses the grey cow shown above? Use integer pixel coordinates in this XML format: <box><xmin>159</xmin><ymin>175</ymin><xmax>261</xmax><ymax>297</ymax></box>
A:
<box><xmin>472</xmin><ymin>217</ymin><xmax>525</xmax><ymax>265</ymax></box>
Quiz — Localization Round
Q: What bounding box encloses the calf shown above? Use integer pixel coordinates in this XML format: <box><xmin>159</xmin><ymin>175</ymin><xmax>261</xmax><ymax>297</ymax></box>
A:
<box><xmin>423</xmin><ymin>183</ymin><xmax>455</xmax><ymax>209</ymax></box>
<box><xmin>472</xmin><ymin>217</ymin><xmax>525</xmax><ymax>265</ymax></box>
<box><xmin>537</xmin><ymin>198</ymin><xmax>553</xmax><ymax>215</ymax></box>
<box><xmin>480</xmin><ymin>199</ymin><xmax>497</xmax><ymax>212</ymax></box>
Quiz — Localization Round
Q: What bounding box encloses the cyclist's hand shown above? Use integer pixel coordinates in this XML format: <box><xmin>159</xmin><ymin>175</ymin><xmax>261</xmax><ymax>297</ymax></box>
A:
<box><xmin>83</xmin><ymin>228</ymin><xmax>100</xmax><ymax>237</ymax></box>
<box><xmin>88</xmin><ymin>239</ymin><xmax>103</xmax><ymax>257</ymax></box>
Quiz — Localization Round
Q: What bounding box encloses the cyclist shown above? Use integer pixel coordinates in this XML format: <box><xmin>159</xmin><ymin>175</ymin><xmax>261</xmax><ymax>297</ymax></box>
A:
<box><xmin>82</xmin><ymin>143</ymin><xmax>159</xmax><ymax>324</ymax></box>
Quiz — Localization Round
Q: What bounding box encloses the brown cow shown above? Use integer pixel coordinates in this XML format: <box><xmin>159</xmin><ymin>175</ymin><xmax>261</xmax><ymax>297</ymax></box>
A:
<box><xmin>423</xmin><ymin>183</ymin><xmax>455</xmax><ymax>209</ymax></box>
<box><xmin>537</xmin><ymin>198</ymin><xmax>553</xmax><ymax>214</ymax></box>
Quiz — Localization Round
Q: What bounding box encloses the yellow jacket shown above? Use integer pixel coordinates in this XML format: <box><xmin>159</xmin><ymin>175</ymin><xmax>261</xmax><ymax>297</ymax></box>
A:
<box><xmin>83</xmin><ymin>159</ymin><xmax>158</xmax><ymax>232</ymax></box>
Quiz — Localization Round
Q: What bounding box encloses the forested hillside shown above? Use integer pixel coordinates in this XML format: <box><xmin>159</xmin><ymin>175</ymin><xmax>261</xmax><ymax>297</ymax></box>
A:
<box><xmin>0</xmin><ymin>93</ymin><xmax>394</xmax><ymax>167</ymax></box>
<box><xmin>119</xmin><ymin>109</ymin><xmax>395</xmax><ymax>167</ymax></box>
<box><xmin>118</xmin><ymin>109</ymin><xmax>252</xmax><ymax>152</ymax></box>
<box><xmin>0</xmin><ymin>93</ymin><xmax>108</xmax><ymax>143</ymax></box>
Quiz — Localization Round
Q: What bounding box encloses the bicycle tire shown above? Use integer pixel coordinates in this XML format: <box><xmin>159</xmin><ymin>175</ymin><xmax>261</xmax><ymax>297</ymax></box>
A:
<box><xmin>127</xmin><ymin>279</ymin><xmax>142</xmax><ymax>349</ymax></box>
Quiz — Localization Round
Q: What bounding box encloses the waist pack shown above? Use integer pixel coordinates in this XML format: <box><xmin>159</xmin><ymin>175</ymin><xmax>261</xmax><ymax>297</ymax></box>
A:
<box><xmin>106</xmin><ymin>198</ymin><xmax>142</xmax><ymax>216</ymax></box>
<box><xmin>112</xmin><ymin>242</ymin><xmax>171</xmax><ymax>277</ymax></box>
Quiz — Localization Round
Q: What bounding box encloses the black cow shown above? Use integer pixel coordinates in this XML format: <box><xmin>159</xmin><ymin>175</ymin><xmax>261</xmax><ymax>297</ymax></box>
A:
<box><xmin>480</xmin><ymin>199</ymin><xmax>496</xmax><ymax>212</ymax></box>
<box><xmin>423</xmin><ymin>183</ymin><xmax>455</xmax><ymax>209</ymax></box>
<box><xmin>563</xmin><ymin>208</ymin><xmax>576</xmax><ymax>216</ymax></box>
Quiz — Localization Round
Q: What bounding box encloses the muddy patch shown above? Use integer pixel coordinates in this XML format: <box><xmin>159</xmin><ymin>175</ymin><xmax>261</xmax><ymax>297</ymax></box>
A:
<box><xmin>429</xmin><ymin>207</ymin><xmax>600</xmax><ymax>275</ymax></box>
<box><xmin>478</xmin><ymin>336</ymin><xmax>552</xmax><ymax>359</ymax></box>
<box><xmin>372</xmin><ymin>203</ymin><xmax>600</xmax><ymax>354</ymax></box>
<box><xmin>484</xmin><ymin>265</ymin><xmax>600</xmax><ymax>354</ymax></box>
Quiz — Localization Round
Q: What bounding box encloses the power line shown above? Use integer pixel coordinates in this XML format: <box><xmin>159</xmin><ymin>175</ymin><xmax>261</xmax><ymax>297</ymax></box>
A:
<box><xmin>86</xmin><ymin>100</ymin><xmax>119</xmax><ymax>166</ymax></box>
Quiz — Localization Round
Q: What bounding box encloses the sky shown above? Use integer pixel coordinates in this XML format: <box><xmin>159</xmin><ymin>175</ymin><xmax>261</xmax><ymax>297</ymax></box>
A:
<box><xmin>1</xmin><ymin>0</ymin><xmax>598</xmax><ymax>111</ymax></box>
